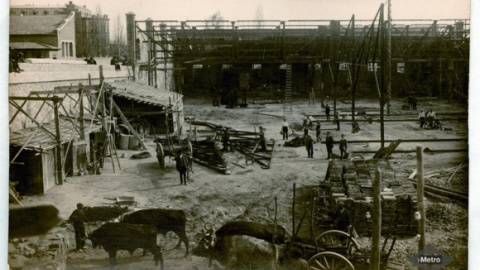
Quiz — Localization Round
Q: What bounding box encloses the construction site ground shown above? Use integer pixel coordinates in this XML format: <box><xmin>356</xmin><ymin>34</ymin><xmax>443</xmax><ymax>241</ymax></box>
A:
<box><xmin>15</xmin><ymin>96</ymin><xmax>468</xmax><ymax>270</ymax></box>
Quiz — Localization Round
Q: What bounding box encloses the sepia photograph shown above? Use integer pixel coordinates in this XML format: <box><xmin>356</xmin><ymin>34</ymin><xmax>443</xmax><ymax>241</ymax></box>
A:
<box><xmin>4</xmin><ymin>0</ymin><xmax>475</xmax><ymax>269</ymax></box>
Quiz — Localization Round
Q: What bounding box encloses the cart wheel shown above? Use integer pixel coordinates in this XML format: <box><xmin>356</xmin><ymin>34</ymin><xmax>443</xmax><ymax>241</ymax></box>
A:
<box><xmin>308</xmin><ymin>251</ymin><xmax>355</xmax><ymax>270</ymax></box>
<box><xmin>316</xmin><ymin>230</ymin><xmax>359</xmax><ymax>254</ymax></box>
<box><xmin>156</xmin><ymin>143</ymin><xmax>165</xmax><ymax>169</ymax></box>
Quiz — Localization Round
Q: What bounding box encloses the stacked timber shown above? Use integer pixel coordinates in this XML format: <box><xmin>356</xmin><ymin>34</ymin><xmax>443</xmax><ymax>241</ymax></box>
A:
<box><xmin>323</xmin><ymin>159</ymin><xmax>418</xmax><ymax>236</ymax></box>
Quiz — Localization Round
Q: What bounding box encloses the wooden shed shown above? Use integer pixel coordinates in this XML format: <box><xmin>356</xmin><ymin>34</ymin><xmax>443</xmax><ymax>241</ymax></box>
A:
<box><xmin>10</xmin><ymin>118</ymin><xmax>101</xmax><ymax>194</ymax></box>
<box><xmin>109</xmin><ymin>81</ymin><xmax>184</xmax><ymax>137</ymax></box>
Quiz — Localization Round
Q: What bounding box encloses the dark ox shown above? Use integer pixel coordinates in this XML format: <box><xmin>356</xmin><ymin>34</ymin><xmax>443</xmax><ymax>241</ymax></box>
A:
<box><xmin>193</xmin><ymin>221</ymin><xmax>288</xmax><ymax>269</ymax></box>
<box><xmin>83</xmin><ymin>206</ymin><xmax>130</xmax><ymax>222</ymax></box>
<box><xmin>121</xmin><ymin>208</ymin><xmax>189</xmax><ymax>255</ymax></box>
<box><xmin>89</xmin><ymin>223</ymin><xmax>163</xmax><ymax>270</ymax></box>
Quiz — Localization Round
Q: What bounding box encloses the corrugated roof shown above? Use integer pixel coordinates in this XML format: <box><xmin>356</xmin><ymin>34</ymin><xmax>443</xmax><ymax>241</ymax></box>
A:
<box><xmin>109</xmin><ymin>81</ymin><xmax>182</xmax><ymax>108</ymax></box>
<box><xmin>10</xmin><ymin>118</ymin><xmax>102</xmax><ymax>151</ymax></box>
<box><xmin>10</xmin><ymin>14</ymin><xmax>71</xmax><ymax>35</ymax></box>
<box><xmin>10</xmin><ymin>41</ymin><xmax>60</xmax><ymax>50</ymax></box>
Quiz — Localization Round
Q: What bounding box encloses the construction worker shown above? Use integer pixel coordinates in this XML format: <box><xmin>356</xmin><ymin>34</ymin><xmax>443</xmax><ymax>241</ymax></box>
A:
<box><xmin>325</xmin><ymin>104</ymin><xmax>331</xmax><ymax>121</ymax></box>
<box><xmin>333</xmin><ymin>201</ymin><xmax>351</xmax><ymax>232</ymax></box>
<box><xmin>259</xmin><ymin>126</ymin><xmax>267</xmax><ymax>152</ymax></box>
<box><xmin>282</xmin><ymin>118</ymin><xmax>289</xmax><ymax>141</ymax></box>
<box><xmin>418</xmin><ymin>109</ymin><xmax>426</xmax><ymax>129</ymax></box>
<box><xmin>222</xmin><ymin>128</ymin><xmax>231</xmax><ymax>152</ymax></box>
<box><xmin>334</xmin><ymin>112</ymin><xmax>340</xmax><ymax>131</ymax></box>
<box><xmin>339</xmin><ymin>134</ymin><xmax>348</xmax><ymax>159</ymax></box>
<box><xmin>325</xmin><ymin>132</ymin><xmax>334</xmax><ymax>160</ymax></box>
<box><xmin>315</xmin><ymin>121</ymin><xmax>321</xmax><ymax>142</ymax></box>
<box><xmin>305</xmin><ymin>134</ymin><xmax>314</xmax><ymax>158</ymax></box>
<box><xmin>175</xmin><ymin>152</ymin><xmax>188</xmax><ymax>185</ymax></box>
<box><xmin>69</xmin><ymin>203</ymin><xmax>87</xmax><ymax>252</ymax></box>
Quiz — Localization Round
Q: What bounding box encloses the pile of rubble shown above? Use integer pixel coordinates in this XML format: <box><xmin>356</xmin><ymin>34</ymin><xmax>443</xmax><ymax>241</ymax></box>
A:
<box><xmin>9</xmin><ymin>231</ymin><xmax>69</xmax><ymax>270</ymax></box>
<box><xmin>323</xmin><ymin>158</ymin><xmax>418</xmax><ymax>236</ymax></box>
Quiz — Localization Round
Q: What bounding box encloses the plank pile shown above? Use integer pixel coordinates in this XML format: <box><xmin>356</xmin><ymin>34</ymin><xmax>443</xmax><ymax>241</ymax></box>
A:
<box><xmin>323</xmin><ymin>158</ymin><xmax>418</xmax><ymax>236</ymax></box>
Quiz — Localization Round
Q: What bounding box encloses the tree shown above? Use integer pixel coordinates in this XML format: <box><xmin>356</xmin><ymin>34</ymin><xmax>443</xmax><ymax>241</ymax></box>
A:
<box><xmin>205</xmin><ymin>11</ymin><xmax>224</xmax><ymax>29</ymax></box>
<box><xmin>111</xmin><ymin>12</ymin><xmax>126</xmax><ymax>56</ymax></box>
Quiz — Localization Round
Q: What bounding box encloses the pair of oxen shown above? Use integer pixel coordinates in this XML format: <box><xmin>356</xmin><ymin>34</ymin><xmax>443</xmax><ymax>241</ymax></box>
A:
<box><xmin>85</xmin><ymin>207</ymin><xmax>288</xmax><ymax>270</ymax></box>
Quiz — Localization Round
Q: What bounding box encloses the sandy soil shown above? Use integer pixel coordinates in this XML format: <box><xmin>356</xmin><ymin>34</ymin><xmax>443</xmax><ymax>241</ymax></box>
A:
<box><xmin>15</xmin><ymin>97</ymin><xmax>468</xmax><ymax>270</ymax></box>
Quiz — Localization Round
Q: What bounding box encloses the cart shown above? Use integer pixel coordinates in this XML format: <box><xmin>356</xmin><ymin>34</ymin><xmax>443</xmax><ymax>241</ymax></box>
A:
<box><xmin>154</xmin><ymin>137</ymin><xmax>192</xmax><ymax>169</ymax></box>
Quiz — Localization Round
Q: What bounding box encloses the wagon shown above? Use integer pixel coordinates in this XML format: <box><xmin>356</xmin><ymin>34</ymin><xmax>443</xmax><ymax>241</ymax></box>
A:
<box><xmin>154</xmin><ymin>137</ymin><xmax>192</xmax><ymax>169</ymax></box>
<box><xmin>280</xmin><ymin>228</ymin><xmax>397</xmax><ymax>270</ymax></box>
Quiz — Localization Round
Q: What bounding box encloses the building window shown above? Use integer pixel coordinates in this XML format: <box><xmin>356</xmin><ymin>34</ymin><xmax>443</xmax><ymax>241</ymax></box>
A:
<box><xmin>69</xmin><ymin>43</ymin><xmax>73</xmax><ymax>57</ymax></box>
<box><xmin>32</xmin><ymin>11</ymin><xmax>37</xmax><ymax>15</ymax></box>
<box><xmin>43</xmin><ymin>10</ymin><xmax>49</xmax><ymax>15</ymax></box>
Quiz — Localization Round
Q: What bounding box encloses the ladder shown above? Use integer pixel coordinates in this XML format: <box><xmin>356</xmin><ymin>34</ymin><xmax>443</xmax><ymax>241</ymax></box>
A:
<box><xmin>284</xmin><ymin>64</ymin><xmax>292</xmax><ymax>116</ymax></box>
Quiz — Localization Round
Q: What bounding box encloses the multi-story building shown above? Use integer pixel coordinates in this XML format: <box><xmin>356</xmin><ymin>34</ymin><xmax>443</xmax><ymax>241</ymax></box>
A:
<box><xmin>10</xmin><ymin>1</ymin><xmax>109</xmax><ymax>57</ymax></box>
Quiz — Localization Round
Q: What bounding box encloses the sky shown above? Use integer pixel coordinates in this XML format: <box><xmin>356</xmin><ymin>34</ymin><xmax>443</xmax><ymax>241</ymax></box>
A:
<box><xmin>10</xmin><ymin>0</ymin><xmax>471</xmax><ymax>22</ymax></box>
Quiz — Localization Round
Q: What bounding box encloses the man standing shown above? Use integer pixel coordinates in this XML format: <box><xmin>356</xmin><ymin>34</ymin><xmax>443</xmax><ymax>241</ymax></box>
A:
<box><xmin>334</xmin><ymin>112</ymin><xmax>340</xmax><ymax>131</ymax></box>
<box><xmin>305</xmin><ymin>134</ymin><xmax>314</xmax><ymax>158</ymax></box>
<box><xmin>325</xmin><ymin>104</ymin><xmax>331</xmax><ymax>121</ymax></box>
<box><xmin>175</xmin><ymin>152</ymin><xmax>188</xmax><ymax>185</ymax></box>
<box><xmin>339</xmin><ymin>134</ymin><xmax>348</xmax><ymax>159</ymax></box>
<box><xmin>69</xmin><ymin>203</ymin><xmax>87</xmax><ymax>252</ymax></box>
<box><xmin>325</xmin><ymin>132</ymin><xmax>334</xmax><ymax>160</ymax></box>
<box><xmin>259</xmin><ymin>126</ymin><xmax>267</xmax><ymax>152</ymax></box>
<box><xmin>282</xmin><ymin>118</ymin><xmax>289</xmax><ymax>140</ymax></box>
<box><xmin>315</xmin><ymin>121</ymin><xmax>321</xmax><ymax>142</ymax></box>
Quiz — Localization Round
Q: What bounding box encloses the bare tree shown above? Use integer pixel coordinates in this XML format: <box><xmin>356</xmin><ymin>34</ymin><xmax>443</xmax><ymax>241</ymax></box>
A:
<box><xmin>205</xmin><ymin>11</ymin><xmax>224</xmax><ymax>29</ymax></box>
<box><xmin>111</xmin><ymin>12</ymin><xmax>126</xmax><ymax>56</ymax></box>
<box><xmin>254</xmin><ymin>3</ymin><xmax>264</xmax><ymax>27</ymax></box>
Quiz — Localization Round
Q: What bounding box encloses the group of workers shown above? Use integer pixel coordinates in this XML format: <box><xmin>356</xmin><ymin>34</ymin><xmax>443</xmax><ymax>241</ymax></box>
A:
<box><xmin>418</xmin><ymin>108</ymin><xmax>439</xmax><ymax>129</ymax></box>
<box><xmin>281</xmin><ymin>117</ymin><xmax>348</xmax><ymax>160</ymax></box>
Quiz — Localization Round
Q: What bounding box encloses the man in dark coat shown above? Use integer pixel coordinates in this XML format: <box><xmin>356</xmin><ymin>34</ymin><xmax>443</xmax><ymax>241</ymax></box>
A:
<box><xmin>339</xmin><ymin>134</ymin><xmax>348</xmax><ymax>159</ymax></box>
<box><xmin>175</xmin><ymin>152</ymin><xmax>188</xmax><ymax>185</ymax></box>
<box><xmin>325</xmin><ymin>104</ymin><xmax>331</xmax><ymax>121</ymax></box>
<box><xmin>305</xmin><ymin>134</ymin><xmax>314</xmax><ymax>158</ymax></box>
<box><xmin>333</xmin><ymin>201</ymin><xmax>351</xmax><ymax>232</ymax></box>
<box><xmin>259</xmin><ymin>126</ymin><xmax>267</xmax><ymax>152</ymax></box>
<box><xmin>69</xmin><ymin>203</ymin><xmax>87</xmax><ymax>252</ymax></box>
<box><xmin>325</xmin><ymin>132</ymin><xmax>334</xmax><ymax>160</ymax></box>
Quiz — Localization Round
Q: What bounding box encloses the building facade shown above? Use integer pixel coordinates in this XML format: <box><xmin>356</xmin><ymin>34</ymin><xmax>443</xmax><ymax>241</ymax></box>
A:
<box><xmin>10</xmin><ymin>1</ymin><xmax>110</xmax><ymax>57</ymax></box>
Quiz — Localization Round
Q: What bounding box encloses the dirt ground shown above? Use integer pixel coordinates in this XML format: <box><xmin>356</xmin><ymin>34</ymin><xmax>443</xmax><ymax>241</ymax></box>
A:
<box><xmin>15</xmin><ymin>96</ymin><xmax>468</xmax><ymax>270</ymax></box>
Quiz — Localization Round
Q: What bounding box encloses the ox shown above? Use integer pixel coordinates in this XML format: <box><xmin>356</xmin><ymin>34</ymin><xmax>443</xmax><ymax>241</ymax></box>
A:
<box><xmin>121</xmin><ymin>208</ymin><xmax>189</xmax><ymax>255</ymax></box>
<box><xmin>89</xmin><ymin>223</ymin><xmax>163</xmax><ymax>270</ymax></box>
<box><xmin>193</xmin><ymin>221</ymin><xmax>289</xmax><ymax>269</ymax></box>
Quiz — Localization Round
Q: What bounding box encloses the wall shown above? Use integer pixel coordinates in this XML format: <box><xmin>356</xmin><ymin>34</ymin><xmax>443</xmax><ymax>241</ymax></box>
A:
<box><xmin>56</xmin><ymin>12</ymin><xmax>76</xmax><ymax>58</ymax></box>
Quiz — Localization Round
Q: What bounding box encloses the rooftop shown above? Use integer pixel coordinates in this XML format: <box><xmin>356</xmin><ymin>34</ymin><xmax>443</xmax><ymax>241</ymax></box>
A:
<box><xmin>109</xmin><ymin>81</ymin><xmax>182</xmax><ymax>108</ymax></box>
<box><xmin>10</xmin><ymin>13</ymin><xmax>74</xmax><ymax>35</ymax></box>
<box><xmin>9</xmin><ymin>41</ymin><xmax>60</xmax><ymax>50</ymax></box>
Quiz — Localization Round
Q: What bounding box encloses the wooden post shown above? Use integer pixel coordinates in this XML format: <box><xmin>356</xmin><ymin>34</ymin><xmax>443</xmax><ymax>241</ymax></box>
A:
<box><xmin>99</xmin><ymin>65</ymin><xmax>104</xmax><ymax>85</ymax></box>
<box><xmin>371</xmin><ymin>167</ymin><xmax>382</xmax><ymax>270</ymax></box>
<box><xmin>79</xmin><ymin>84</ymin><xmax>85</xmax><ymax>140</ymax></box>
<box><xmin>292</xmin><ymin>183</ymin><xmax>296</xmax><ymax>239</ymax></box>
<box><xmin>53</xmin><ymin>96</ymin><xmax>64</xmax><ymax>185</ymax></box>
<box><xmin>379</xmin><ymin>4</ymin><xmax>386</xmax><ymax>149</ymax></box>
<box><xmin>416</xmin><ymin>146</ymin><xmax>426</xmax><ymax>252</ymax></box>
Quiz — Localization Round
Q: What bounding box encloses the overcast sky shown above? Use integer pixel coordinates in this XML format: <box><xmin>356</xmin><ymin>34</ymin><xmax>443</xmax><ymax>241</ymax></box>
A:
<box><xmin>10</xmin><ymin>0</ymin><xmax>471</xmax><ymax>22</ymax></box>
